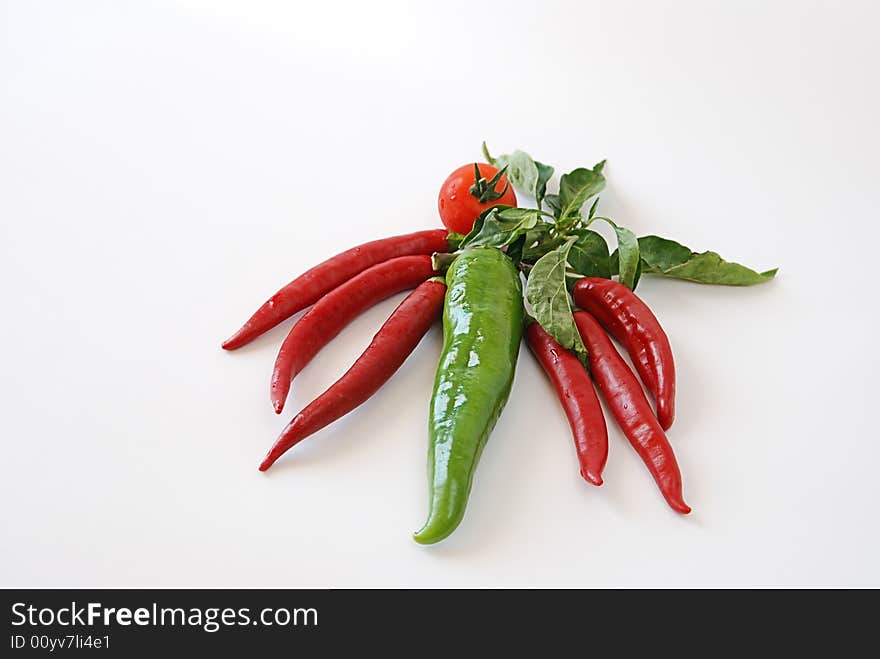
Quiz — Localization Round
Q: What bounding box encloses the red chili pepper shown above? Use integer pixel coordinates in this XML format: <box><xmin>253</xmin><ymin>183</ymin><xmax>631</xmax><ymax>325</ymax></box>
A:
<box><xmin>525</xmin><ymin>322</ymin><xmax>607</xmax><ymax>486</ymax></box>
<box><xmin>222</xmin><ymin>229</ymin><xmax>448</xmax><ymax>350</ymax></box>
<box><xmin>573</xmin><ymin>311</ymin><xmax>690</xmax><ymax>514</ymax></box>
<box><xmin>260</xmin><ymin>279</ymin><xmax>446</xmax><ymax>471</ymax></box>
<box><xmin>573</xmin><ymin>277</ymin><xmax>676</xmax><ymax>430</ymax></box>
<box><xmin>270</xmin><ymin>255</ymin><xmax>437</xmax><ymax>414</ymax></box>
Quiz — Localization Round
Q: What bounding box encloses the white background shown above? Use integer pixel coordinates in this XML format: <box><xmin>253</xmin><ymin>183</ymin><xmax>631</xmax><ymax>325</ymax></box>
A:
<box><xmin>2</xmin><ymin>1</ymin><xmax>878</xmax><ymax>587</ymax></box>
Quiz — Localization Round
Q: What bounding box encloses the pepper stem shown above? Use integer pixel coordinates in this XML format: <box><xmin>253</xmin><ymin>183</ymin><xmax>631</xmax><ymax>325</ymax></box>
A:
<box><xmin>431</xmin><ymin>252</ymin><xmax>457</xmax><ymax>272</ymax></box>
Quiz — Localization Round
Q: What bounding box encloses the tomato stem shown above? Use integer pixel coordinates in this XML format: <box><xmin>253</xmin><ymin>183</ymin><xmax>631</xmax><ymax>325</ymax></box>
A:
<box><xmin>469</xmin><ymin>163</ymin><xmax>510</xmax><ymax>203</ymax></box>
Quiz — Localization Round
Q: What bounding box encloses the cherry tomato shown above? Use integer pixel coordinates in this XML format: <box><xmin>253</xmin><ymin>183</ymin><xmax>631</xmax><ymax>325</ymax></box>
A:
<box><xmin>437</xmin><ymin>163</ymin><xmax>517</xmax><ymax>234</ymax></box>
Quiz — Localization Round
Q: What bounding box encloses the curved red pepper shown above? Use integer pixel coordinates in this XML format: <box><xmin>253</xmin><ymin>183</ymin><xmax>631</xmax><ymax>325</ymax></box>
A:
<box><xmin>574</xmin><ymin>311</ymin><xmax>690</xmax><ymax>514</ymax></box>
<box><xmin>525</xmin><ymin>322</ymin><xmax>607</xmax><ymax>486</ymax></box>
<box><xmin>270</xmin><ymin>255</ymin><xmax>437</xmax><ymax>414</ymax></box>
<box><xmin>260</xmin><ymin>279</ymin><xmax>446</xmax><ymax>471</ymax></box>
<box><xmin>222</xmin><ymin>229</ymin><xmax>449</xmax><ymax>350</ymax></box>
<box><xmin>573</xmin><ymin>277</ymin><xmax>676</xmax><ymax>430</ymax></box>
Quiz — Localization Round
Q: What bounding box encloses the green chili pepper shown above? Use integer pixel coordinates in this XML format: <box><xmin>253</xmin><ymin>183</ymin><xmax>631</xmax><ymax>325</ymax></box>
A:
<box><xmin>413</xmin><ymin>246</ymin><xmax>524</xmax><ymax>544</ymax></box>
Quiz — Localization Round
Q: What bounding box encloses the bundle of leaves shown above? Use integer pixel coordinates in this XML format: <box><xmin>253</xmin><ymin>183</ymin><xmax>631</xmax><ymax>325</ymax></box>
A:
<box><xmin>444</xmin><ymin>143</ymin><xmax>777</xmax><ymax>362</ymax></box>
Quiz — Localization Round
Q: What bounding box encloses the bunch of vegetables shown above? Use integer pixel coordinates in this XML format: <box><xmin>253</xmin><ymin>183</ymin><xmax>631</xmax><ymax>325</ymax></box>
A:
<box><xmin>223</xmin><ymin>144</ymin><xmax>776</xmax><ymax>544</ymax></box>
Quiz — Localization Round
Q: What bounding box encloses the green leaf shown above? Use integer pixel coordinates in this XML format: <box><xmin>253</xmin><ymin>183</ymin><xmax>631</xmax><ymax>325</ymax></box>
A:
<box><xmin>521</xmin><ymin>223</ymin><xmax>557</xmax><ymax>262</ymax></box>
<box><xmin>495</xmin><ymin>207</ymin><xmax>541</xmax><ymax>221</ymax></box>
<box><xmin>446</xmin><ymin>231</ymin><xmax>467</xmax><ymax>251</ymax></box>
<box><xmin>657</xmin><ymin>251</ymin><xmax>777</xmax><ymax>285</ymax></box>
<box><xmin>506</xmin><ymin>234</ymin><xmax>526</xmax><ymax>265</ymax></box>
<box><xmin>559</xmin><ymin>164</ymin><xmax>606</xmax><ymax>219</ymax></box>
<box><xmin>608</xmin><ymin>254</ymin><xmax>644</xmax><ymax>289</ymax></box>
<box><xmin>457</xmin><ymin>209</ymin><xmax>489</xmax><ymax>249</ymax></box>
<box><xmin>482</xmin><ymin>144</ymin><xmax>554</xmax><ymax>207</ymax></box>
<box><xmin>633</xmin><ymin>258</ymin><xmax>643</xmax><ymax>290</ymax></box>
<box><xmin>636</xmin><ymin>235</ymin><xmax>692</xmax><ymax>272</ymax></box>
<box><xmin>613</xmin><ymin>225</ymin><xmax>640</xmax><ymax>290</ymax></box>
<box><xmin>544</xmin><ymin>194</ymin><xmax>562</xmax><ymax>215</ymax></box>
<box><xmin>506</xmin><ymin>151</ymin><xmax>539</xmax><ymax>200</ymax></box>
<box><xmin>567</xmin><ymin>229</ymin><xmax>611</xmax><ymax>279</ymax></box>
<box><xmin>525</xmin><ymin>237</ymin><xmax>588</xmax><ymax>364</ymax></box>
<box><xmin>534</xmin><ymin>160</ymin><xmax>554</xmax><ymax>206</ymax></box>
<box><xmin>459</xmin><ymin>206</ymin><xmax>541</xmax><ymax>249</ymax></box>
<box><xmin>611</xmin><ymin>235</ymin><xmax>778</xmax><ymax>286</ymax></box>
<box><xmin>638</xmin><ymin>234</ymin><xmax>778</xmax><ymax>285</ymax></box>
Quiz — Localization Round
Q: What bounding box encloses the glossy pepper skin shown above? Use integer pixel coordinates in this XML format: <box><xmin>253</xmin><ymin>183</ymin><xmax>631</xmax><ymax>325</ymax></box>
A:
<box><xmin>414</xmin><ymin>247</ymin><xmax>524</xmax><ymax>545</ymax></box>
<box><xmin>525</xmin><ymin>322</ymin><xmax>608</xmax><ymax>486</ymax></box>
<box><xmin>573</xmin><ymin>277</ymin><xmax>676</xmax><ymax>430</ymax></box>
<box><xmin>259</xmin><ymin>279</ymin><xmax>446</xmax><ymax>471</ymax></box>
<box><xmin>574</xmin><ymin>311</ymin><xmax>690</xmax><ymax>514</ymax></box>
<box><xmin>222</xmin><ymin>229</ymin><xmax>449</xmax><ymax>350</ymax></box>
<box><xmin>270</xmin><ymin>255</ymin><xmax>437</xmax><ymax>414</ymax></box>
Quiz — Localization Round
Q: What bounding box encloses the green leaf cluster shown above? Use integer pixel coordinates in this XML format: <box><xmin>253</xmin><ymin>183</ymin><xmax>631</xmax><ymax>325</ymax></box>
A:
<box><xmin>462</xmin><ymin>143</ymin><xmax>779</xmax><ymax>362</ymax></box>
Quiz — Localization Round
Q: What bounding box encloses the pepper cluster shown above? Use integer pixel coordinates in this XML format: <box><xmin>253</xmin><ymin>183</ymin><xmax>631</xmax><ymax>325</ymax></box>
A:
<box><xmin>223</xmin><ymin>145</ymin><xmax>776</xmax><ymax>544</ymax></box>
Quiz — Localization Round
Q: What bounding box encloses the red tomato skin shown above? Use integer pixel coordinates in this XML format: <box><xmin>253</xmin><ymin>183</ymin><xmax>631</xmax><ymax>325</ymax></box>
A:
<box><xmin>438</xmin><ymin>163</ymin><xmax>517</xmax><ymax>234</ymax></box>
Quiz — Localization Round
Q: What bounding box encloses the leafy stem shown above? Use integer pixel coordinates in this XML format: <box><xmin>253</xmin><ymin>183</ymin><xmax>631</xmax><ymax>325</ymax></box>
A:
<box><xmin>481</xmin><ymin>141</ymin><xmax>495</xmax><ymax>165</ymax></box>
<box><xmin>583</xmin><ymin>214</ymin><xmax>615</xmax><ymax>228</ymax></box>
